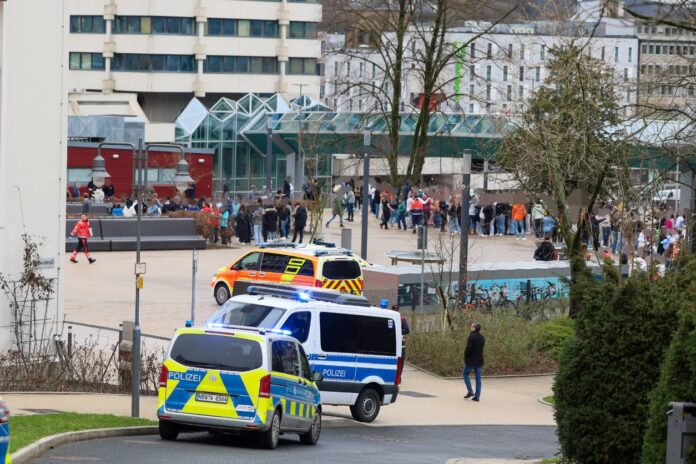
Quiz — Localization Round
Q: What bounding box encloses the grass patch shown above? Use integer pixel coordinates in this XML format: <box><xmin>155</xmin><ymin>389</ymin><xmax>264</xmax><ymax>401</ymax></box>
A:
<box><xmin>407</xmin><ymin>310</ymin><xmax>572</xmax><ymax>376</ymax></box>
<box><xmin>543</xmin><ymin>395</ymin><xmax>555</xmax><ymax>405</ymax></box>
<box><xmin>9</xmin><ymin>413</ymin><xmax>155</xmax><ymax>453</ymax></box>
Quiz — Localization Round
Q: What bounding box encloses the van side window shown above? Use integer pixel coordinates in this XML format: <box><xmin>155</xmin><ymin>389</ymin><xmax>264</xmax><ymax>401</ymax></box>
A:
<box><xmin>233</xmin><ymin>252</ymin><xmax>260</xmax><ymax>271</ymax></box>
<box><xmin>280</xmin><ymin>311</ymin><xmax>312</xmax><ymax>343</ymax></box>
<box><xmin>298</xmin><ymin>344</ymin><xmax>313</xmax><ymax>380</ymax></box>
<box><xmin>272</xmin><ymin>340</ymin><xmax>300</xmax><ymax>376</ymax></box>
<box><xmin>319</xmin><ymin>312</ymin><xmax>396</xmax><ymax>356</ymax></box>
<box><xmin>261</xmin><ymin>253</ymin><xmax>291</xmax><ymax>273</ymax></box>
<box><xmin>322</xmin><ymin>260</ymin><xmax>361</xmax><ymax>280</ymax></box>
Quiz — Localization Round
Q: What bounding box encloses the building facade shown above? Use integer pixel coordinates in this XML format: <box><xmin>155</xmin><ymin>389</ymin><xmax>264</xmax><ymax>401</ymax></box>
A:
<box><xmin>323</xmin><ymin>19</ymin><xmax>639</xmax><ymax>116</ymax></box>
<box><xmin>65</xmin><ymin>0</ymin><xmax>322</xmax><ymax>123</ymax></box>
<box><xmin>0</xmin><ymin>1</ymin><xmax>67</xmax><ymax>350</ymax></box>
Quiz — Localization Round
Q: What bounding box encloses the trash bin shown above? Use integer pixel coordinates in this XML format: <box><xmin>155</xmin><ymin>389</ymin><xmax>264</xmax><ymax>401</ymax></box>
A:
<box><xmin>666</xmin><ymin>402</ymin><xmax>696</xmax><ymax>464</ymax></box>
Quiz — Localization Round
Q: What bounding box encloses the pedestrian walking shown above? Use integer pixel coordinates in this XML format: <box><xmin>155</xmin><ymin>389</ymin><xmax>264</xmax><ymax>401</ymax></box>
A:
<box><xmin>463</xmin><ymin>322</ymin><xmax>485</xmax><ymax>402</ymax></box>
<box><xmin>69</xmin><ymin>214</ymin><xmax>96</xmax><ymax>264</ymax></box>
<box><xmin>252</xmin><ymin>201</ymin><xmax>263</xmax><ymax>244</ymax></box>
<box><xmin>326</xmin><ymin>191</ymin><xmax>344</xmax><ymax>228</ymax></box>
<box><xmin>346</xmin><ymin>188</ymin><xmax>355</xmax><ymax>222</ymax></box>
<box><xmin>511</xmin><ymin>202</ymin><xmax>527</xmax><ymax>240</ymax></box>
<box><xmin>380</xmin><ymin>195</ymin><xmax>392</xmax><ymax>229</ymax></box>
<box><xmin>262</xmin><ymin>203</ymin><xmax>278</xmax><ymax>242</ymax></box>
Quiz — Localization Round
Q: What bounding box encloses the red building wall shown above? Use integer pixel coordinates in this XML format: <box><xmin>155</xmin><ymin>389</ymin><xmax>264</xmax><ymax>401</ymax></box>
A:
<box><xmin>68</xmin><ymin>143</ymin><xmax>214</xmax><ymax>200</ymax></box>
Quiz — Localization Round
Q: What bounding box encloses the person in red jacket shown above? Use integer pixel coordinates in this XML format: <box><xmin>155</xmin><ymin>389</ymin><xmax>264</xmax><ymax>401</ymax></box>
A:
<box><xmin>69</xmin><ymin>214</ymin><xmax>96</xmax><ymax>264</ymax></box>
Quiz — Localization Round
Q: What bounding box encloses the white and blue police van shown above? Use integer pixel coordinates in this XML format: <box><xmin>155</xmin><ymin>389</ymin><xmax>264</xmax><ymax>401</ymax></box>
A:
<box><xmin>207</xmin><ymin>284</ymin><xmax>404</xmax><ymax>422</ymax></box>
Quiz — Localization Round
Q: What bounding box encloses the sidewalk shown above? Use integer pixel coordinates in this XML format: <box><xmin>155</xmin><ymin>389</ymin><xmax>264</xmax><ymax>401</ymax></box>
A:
<box><xmin>2</xmin><ymin>367</ymin><xmax>554</xmax><ymax>426</ymax></box>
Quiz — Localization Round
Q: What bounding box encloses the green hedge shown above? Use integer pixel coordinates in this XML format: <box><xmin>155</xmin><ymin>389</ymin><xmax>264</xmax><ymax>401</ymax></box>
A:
<box><xmin>407</xmin><ymin>311</ymin><xmax>567</xmax><ymax>376</ymax></box>
<box><xmin>641</xmin><ymin>309</ymin><xmax>696</xmax><ymax>463</ymax></box>
<box><xmin>554</xmin><ymin>264</ymin><xmax>678</xmax><ymax>464</ymax></box>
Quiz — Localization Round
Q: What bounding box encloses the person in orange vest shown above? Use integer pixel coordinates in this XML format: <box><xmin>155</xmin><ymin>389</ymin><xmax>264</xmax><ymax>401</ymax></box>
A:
<box><xmin>69</xmin><ymin>214</ymin><xmax>96</xmax><ymax>264</ymax></box>
<box><xmin>511</xmin><ymin>203</ymin><xmax>527</xmax><ymax>240</ymax></box>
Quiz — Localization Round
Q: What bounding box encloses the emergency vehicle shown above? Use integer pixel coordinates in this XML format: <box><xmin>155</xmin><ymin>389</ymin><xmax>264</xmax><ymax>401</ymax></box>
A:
<box><xmin>211</xmin><ymin>243</ymin><xmax>364</xmax><ymax>305</ymax></box>
<box><xmin>157</xmin><ymin>326</ymin><xmax>322</xmax><ymax>449</ymax></box>
<box><xmin>207</xmin><ymin>285</ymin><xmax>404</xmax><ymax>422</ymax></box>
<box><xmin>0</xmin><ymin>397</ymin><xmax>10</xmax><ymax>464</ymax></box>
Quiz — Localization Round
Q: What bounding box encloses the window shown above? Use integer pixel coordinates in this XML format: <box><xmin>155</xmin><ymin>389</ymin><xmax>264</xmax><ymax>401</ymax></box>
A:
<box><xmin>70</xmin><ymin>16</ymin><xmax>105</xmax><ymax>33</ymax></box>
<box><xmin>506</xmin><ymin>85</ymin><xmax>512</xmax><ymax>101</ymax></box>
<box><xmin>334</xmin><ymin>61</ymin><xmax>338</xmax><ymax>76</ymax></box>
<box><xmin>372</xmin><ymin>63</ymin><xmax>376</xmax><ymax>78</ymax></box>
<box><xmin>628</xmin><ymin>47</ymin><xmax>632</xmax><ymax>62</ymax></box>
<box><xmin>624</xmin><ymin>68</ymin><xmax>628</xmax><ymax>81</ymax></box>
<box><xmin>113</xmin><ymin>16</ymin><xmax>195</xmax><ymax>35</ymax></box>
<box><xmin>347</xmin><ymin>62</ymin><xmax>351</xmax><ymax>75</ymax></box>
<box><xmin>614</xmin><ymin>46</ymin><xmax>619</xmax><ymax>61</ymax></box>
<box><xmin>519</xmin><ymin>85</ymin><xmax>524</xmax><ymax>98</ymax></box>
<box><xmin>359</xmin><ymin>62</ymin><xmax>364</xmax><ymax>77</ymax></box>
<box><xmin>507</xmin><ymin>43</ymin><xmax>513</xmax><ymax>58</ymax></box>
<box><xmin>289</xmin><ymin>21</ymin><xmax>318</xmax><ymax>39</ymax></box>
<box><xmin>297</xmin><ymin>345</ymin><xmax>313</xmax><ymax>380</ymax></box>
<box><xmin>469</xmin><ymin>84</ymin><xmax>475</xmax><ymax>95</ymax></box>
<box><xmin>261</xmin><ymin>253</ymin><xmax>291</xmax><ymax>273</ymax></box>
<box><xmin>535</xmin><ymin>66</ymin><xmax>540</xmax><ymax>81</ymax></box>
<box><xmin>519</xmin><ymin>66</ymin><xmax>524</xmax><ymax>81</ymax></box>
<box><xmin>468</xmin><ymin>103</ymin><xmax>474</xmax><ymax>113</ymax></box>
<box><xmin>67</xmin><ymin>168</ymin><xmax>93</xmax><ymax>183</ymax></box>
<box><xmin>601</xmin><ymin>47</ymin><xmax>605</xmax><ymax>60</ymax></box>
<box><xmin>205</xmin><ymin>56</ymin><xmax>278</xmax><ymax>74</ymax></box>
<box><xmin>69</xmin><ymin>52</ymin><xmax>105</xmax><ymax>71</ymax></box>
<box><xmin>207</xmin><ymin>19</ymin><xmax>278</xmax><ymax>37</ymax></box>
<box><xmin>171</xmin><ymin>334</ymin><xmax>263</xmax><ymax>372</ymax></box>
<box><xmin>519</xmin><ymin>44</ymin><xmax>525</xmax><ymax>60</ymax></box>
<box><xmin>487</xmin><ymin>42</ymin><xmax>492</xmax><ymax>59</ymax></box>
<box><xmin>288</xmin><ymin>58</ymin><xmax>318</xmax><ymax>75</ymax></box>
<box><xmin>540</xmin><ymin>44</ymin><xmax>545</xmax><ymax>60</ymax></box>
<box><xmin>642</xmin><ymin>44</ymin><xmax>648</xmax><ymax>54</ymax></box>
<box><xmin>321</xmin><ymin>260</ymin><xmax>360</xmax><ymax>280</ymax></box>
<box><xmin>144</xmin><ymin>168</ymin><xmax>176</xmax><ymax>183</ymax></box>
<box><xmin>503</xmin><ymin>66</ymin><xmax>508</xmax><ymax>82</ymax></box>
<box><xmin>280</xmin><ymin>311</ymin><xmax>312</xmax><ymax>343</ymax></box>
<box><xmin>486</xmin><ymin>65</ymin><xmax>491</xmax><ymax>81</ymax></box>
<box><xmin>470</xmin><ymin>42</ymin><xmax>476</xmax><ymax>58</ymax></box>
<box><xmin>112</xmin><ymin>54</ymin><xmax>194</xmax><ymax>72</ymax></box>
<box><xmin>469</xmin><ymin>65</ymin><xmax>475</xmax><ymax>81</ymax></box>
<box><xmin>233</xmin><ymin>252</ymin><xmax>261</xmax><ymax>270</ymax></box>
<box><xmin>272</xmin><ymin>340</ymin><xmax>300</xmax><ymax>376</ymax></box>
<box><xmin>320</xmin><ymin>312</ymin><xmax>396</xmax><ymax>356</ymax></box>
<box><xmin>485</xmin><ymin>84</ymin><xmax>491</xmax><ymax>100</ymax></box>
<box><xmin>209</xmin><ymin>302</ymin><xmax>286</xmax><ymax>327</ymax></box>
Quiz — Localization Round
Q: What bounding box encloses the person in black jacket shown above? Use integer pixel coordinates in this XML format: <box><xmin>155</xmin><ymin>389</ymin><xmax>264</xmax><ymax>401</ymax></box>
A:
<box><xmin>291</xmin><ymin>202</ymin><xmax>307</xmax><ymax>243</ymax></box>
<box><xmin>463</xmin><ymin>322</ymin><xmax>485</xmax><ymax>401</ymax></box>
<box><xmin>262</xmin><ymin>203</ymin><xmax>278</xmax><ymax>242</ymax></box>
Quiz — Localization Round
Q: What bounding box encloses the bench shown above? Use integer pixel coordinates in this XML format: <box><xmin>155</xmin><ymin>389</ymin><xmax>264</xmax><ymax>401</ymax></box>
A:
<box><xmin>65</xmin><ymin>217</ymin><xmax>206</xmax><ymax>252</ymax></box>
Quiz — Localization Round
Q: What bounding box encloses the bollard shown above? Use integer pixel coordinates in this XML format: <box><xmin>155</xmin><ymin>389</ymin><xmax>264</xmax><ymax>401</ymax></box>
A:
<box><xmin>341</xmin><ymin>227</ymin><xmax>352</xmax><ymax>250</ymax></box>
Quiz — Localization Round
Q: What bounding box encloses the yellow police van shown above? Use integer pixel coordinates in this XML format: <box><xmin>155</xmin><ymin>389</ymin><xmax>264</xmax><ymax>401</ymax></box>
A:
<box><xmin>156</xmin><ymin>326</ymin><xmax>323</xmax><ymax>449</ymax></box>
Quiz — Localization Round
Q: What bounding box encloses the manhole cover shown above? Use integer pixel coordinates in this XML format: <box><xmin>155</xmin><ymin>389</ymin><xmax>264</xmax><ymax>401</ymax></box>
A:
<box><xmin>399</xmin><ymin>390</ymin><xmax>436</xmax><ymax>398</ymax></box>
<box><xmin>23</xmin><ymin>409</ymin><xmax>63</xmax><ymax>415</ymax></box>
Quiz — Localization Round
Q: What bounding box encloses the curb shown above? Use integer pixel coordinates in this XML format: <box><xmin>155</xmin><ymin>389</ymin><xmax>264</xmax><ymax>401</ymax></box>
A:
<box><xmin>10</xmin><ymin>426</ymin><xmax>157</xmax><ymax>464</ymax></box>
<box><xmin>538</xmin><ymin>397</ymin><xmax>555</xmax><ymax>408</ymax></box>
<box><xmin>406</xmin><ymin>362</ymin><xmax>555</xmax><ymax>380</ymax></box>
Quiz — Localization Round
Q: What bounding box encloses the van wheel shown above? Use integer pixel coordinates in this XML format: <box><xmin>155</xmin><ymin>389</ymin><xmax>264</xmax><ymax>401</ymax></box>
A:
<box><xmin>214</xmin><ymin>283</ymin><xmax>231</xmax><ymax>305</ymax></box>
<box><xmin>350</xmin><ymin>388</ymin><xmax>381</xmax><ymax>423</ymax></box>
<box><xmin>299</xmin><ymin>410</ymin><xmax>321</xmax><ymax>445</ymax></box>
<box><xmin>159</xmin><ymin>420</ymin><xmax>179</xmax><ymax>441</ymax></box>
<box><xmin>259</xmin><ymin>410</ymin><xmax>280</xmax><ymax>449</ymax></box>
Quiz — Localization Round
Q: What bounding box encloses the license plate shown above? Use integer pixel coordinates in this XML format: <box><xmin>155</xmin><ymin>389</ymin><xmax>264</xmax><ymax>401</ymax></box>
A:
<box><xmin>195</xmin><ymin>393</ymin><xmax>228</xmax><ymax>404</ymax></box>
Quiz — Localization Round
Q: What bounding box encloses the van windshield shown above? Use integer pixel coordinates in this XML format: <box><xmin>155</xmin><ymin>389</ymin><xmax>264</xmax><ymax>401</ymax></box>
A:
<box><xmin>322</xmin><ymin>260</ymin><xmax>361</xmax><ymax>280</ymax></box>
<box><xmin>171</xmin><ymin>334</ymin><xmax>262</xmax><ymax>371</ymax></box>
<box><xmin>208</xmin><ymin>302</ymin><xmax>286</xmax><ymax>328</ymax></box>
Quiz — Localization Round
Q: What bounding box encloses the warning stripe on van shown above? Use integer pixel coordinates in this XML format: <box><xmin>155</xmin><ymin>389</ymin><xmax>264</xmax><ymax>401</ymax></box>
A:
<box><xmin>321</xmin><ymin>278</ymin><xmax>363</xmax><ymax>295</ymax></box>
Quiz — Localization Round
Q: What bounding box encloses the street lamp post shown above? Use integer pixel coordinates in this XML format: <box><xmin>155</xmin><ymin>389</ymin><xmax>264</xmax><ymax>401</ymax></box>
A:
<box><xmin>91</xmin><ymin>141</ymin><xmax>192</xmax><ymax>418</ymax></box>
<box><xmin>361</xmin><ymin>131</ymin><xmax>371</xmax><ymax>260</ymax></box>
<box><xmin>266</xmin><ymin>116</ymin><xmax>273</xmax><ymax>197</ymax></box>
<box><xmin>458</xmin><ymin>150</ymin><xmax>472</xmax><ymax>307</ymax></box>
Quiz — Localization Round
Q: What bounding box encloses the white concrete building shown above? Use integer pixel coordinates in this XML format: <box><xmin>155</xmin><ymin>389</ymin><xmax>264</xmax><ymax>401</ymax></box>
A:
<box><xmin>0</xmin><ymin>2</ymin><xmax>67</xmax><ymax>350</ymax></box>
<box><xmin>65</xmin><ymin>0</ymin><xmax>322</xmax><ymax>122</ymax></box>
<box><xmin>323</xmin><ymin>19</ymin><xmax>639</xmax><ymax>116</ymax></box>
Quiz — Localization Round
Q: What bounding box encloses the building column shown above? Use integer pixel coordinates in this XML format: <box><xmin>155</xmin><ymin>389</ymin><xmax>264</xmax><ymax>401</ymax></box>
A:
<box><xmin>103</xmin><ymin>2</ymin><xmax>117</xmax><ymax>94</ymax></box>
<box><xmin>276</xmin><ymin>0</ymin><xmax>290</xmax><ymax>95</ymax></box>
<box><xmin>194</xmin><ymin>0</ymin><xmax>207</xmax><ymax>97</ymax></box>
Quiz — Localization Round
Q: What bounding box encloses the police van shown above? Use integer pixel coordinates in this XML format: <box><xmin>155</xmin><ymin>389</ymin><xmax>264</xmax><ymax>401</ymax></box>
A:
<box><xmin>207</xmin><ymin>285</ymin><xmax>404</xmax><ymax>422</ymax></box>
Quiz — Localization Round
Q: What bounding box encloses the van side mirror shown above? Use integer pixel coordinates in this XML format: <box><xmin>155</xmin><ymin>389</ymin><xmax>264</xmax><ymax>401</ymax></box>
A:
<box><xmin>311</xmin><ymin>371</ymin><xmax>323</xmax><ymax>383</ymax></box>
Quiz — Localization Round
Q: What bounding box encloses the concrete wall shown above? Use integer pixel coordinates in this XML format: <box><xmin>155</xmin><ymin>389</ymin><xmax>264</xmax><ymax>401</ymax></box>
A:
<box><xmin>0</xmin><ymin>1</ymin><xmax>68</xmax><ymax>350</ymax></box>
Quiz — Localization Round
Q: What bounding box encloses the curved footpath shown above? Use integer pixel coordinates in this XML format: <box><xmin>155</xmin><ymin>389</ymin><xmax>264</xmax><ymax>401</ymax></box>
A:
<box><xmin>3</xmin><ymin>367</ymin><xmax>554</xmax><ymax>426</ymax></box>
